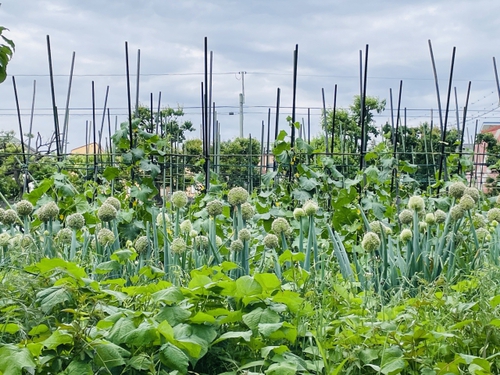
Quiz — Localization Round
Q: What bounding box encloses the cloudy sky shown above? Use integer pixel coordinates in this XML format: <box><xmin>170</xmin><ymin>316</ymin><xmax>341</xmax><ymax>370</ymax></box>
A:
<box><xmin>1</xmin><ymin>0</ymin><xmax>500</xmax><ymax>151</ymax></box>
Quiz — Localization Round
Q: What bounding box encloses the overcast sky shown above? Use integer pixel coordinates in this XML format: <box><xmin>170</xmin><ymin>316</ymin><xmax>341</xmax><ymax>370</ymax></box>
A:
<box><xmin>1</xmin><ymin>0</ymin><xmax>500</xmax><ymax>151</ymax></box>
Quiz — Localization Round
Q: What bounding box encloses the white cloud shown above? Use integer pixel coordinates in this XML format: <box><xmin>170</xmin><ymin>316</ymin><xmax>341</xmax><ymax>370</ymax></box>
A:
<box><xmin>0</xmin><ymin>0</ymin><xmax>499</xmax><ymax>148</ymax></box>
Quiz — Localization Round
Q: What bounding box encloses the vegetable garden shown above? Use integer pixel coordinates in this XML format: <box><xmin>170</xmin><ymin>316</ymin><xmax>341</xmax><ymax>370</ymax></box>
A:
<box><xmin>2</xmin><ymin>129</ymin><xmax>500</xmax><ymax>374</ymax></box>
<box><xmin>3</xmin><ymin>33</ymin><xmax>500</xmax><ymax>375</ymax></box>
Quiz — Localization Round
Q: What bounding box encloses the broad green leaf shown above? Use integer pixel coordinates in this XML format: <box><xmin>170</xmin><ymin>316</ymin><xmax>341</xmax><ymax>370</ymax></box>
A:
<box><xmin>125</xmin><ymin>322</ymin><xmax>158</xmax><ymax>346</ymax></box>
<box><xmin>186</xmin><ymin>324</ymin><xmax>217</xmax><ymax>344</ymax></box>
<box><xmin>254</xmin><ymin>273</ymin><xmax>281</xmax><ymax>293</ymax></box>
<box><xmin>130</xmin><ymin>185</ymin><xmax>153</xmax><ymax>202</ymax></box>
<box><xmin>42</xmin><ymin>329</ymin><xmax>73</xmax><ymax>350</ymax></box>
<box><xmin>490</xmin><ymin>295</ymin><xmax>500</xmax><ymax>308</ymax></box>
<box><xmin>220</xmin><ymin>261</ymin><xmax>238</xmax><ymax>271</ymax></box>
<box><xmin>212</xmin><ymin>330</ymin><xmax>253</xmax><ymax>345</ymax></box>
<box><xmin>238</xmin><ymin>360</ymin><xmax>266</xmax><ymax>371</ymax></box>
<box><xmin>265</xmin><ymin>361</ymin><xmax>297</xmax><ymax>375</ymax></box>
<box><xmin>189</xmin><ymin>311</ymin><xmax>216</xmax><ymax>324</ymax></box>
<box><xmin>219</xmin><ymin>310</ymin><xmax>243</xmax><ymax>325</ymax></box>
<box><xmin>157</xmin><ymin>320</ymin><xmax>174</xmax><ymax>341</ymax></box>
<box><xmin>111</xmin><ymin>249</ymin><xmax>136</xmax><ymax>263</ymax></box>
<box><xmin>28</xmin><ymin>324</ymin><xmax>49</xmax><ymax>336</ymax></box>
<box><xmin>0</xmin><ymin>323</ymin><xmax>20</xmax><ymax>334</ymax></box>
<box><xmin>359</xmin><ymin>348</ymin><xmax>379</xmax><ymax>364</ymax></box>
<box><xmin>276</xmin><ymin>129</ymin><xmax>288</xmax><ymax>141</ymax></box>
<box><xmin>36</xmin><ymin>286</ymin><xmax>73</xmax><ymax>313</ymax></box>
<box><xmin>91</xmin><ymin>339</ymin><xmax>130</xmax><ymax>369</ymax></box>
<box><xmin>259</xmin><ymin>322</ymin><xmax>297</xmax><ymax>343</ymax></box>
<box><xmin>271</xmin><ymin>290</ymin><xmax>304</xmax><ymax>314</ymax></box>
<box><xmin>139</xmin><ymin>265</ymin><xmax>165</xmax><ymax>279</ymax></box>
<box><xmin>489</xmin><ymin>318</ymin><xmax>500</xmax><ymax>327</ymax></box>
<box><xmin>234</xmin><ymin>276</ymin><xmax>262</xmax><ymax>302</ymax></box>
<box><xmin>364</xmin><ymin>165</ymin><xmax>380</xmax><ymax>182</ymax></box>
<box><xmin>159</xmin><ymin>343</ymin><xmax>189</xmax><ymax>373</ymax></box>
<box><xmin>188</xmin><ymin>274</ymin><xmax>213</xmax><ymax>290</ymax></box>
<box><xmin>26</xmin><ymin>343</ymin><xmax>43</xmax><ymax>358</ymax></box>
<box><xmin>107</xmin><ymin>317</ymin><xmax>136</xmax><ymax>344</ymax></box>
<box><xmin>469</xmin><ymin>358</ymin><xmax>491</xmax><ymax>373</ymax></box>
<box><xmin>156</xmin><ymin>306</ymin><xmax>191</xmax><ymax>326</ymax></box>
<box><xmin>173</xmin><ymin>324</ymin><xmax>213</xmax><ymax>359</ymax></box>
<box><xmin>62</xmin><ymin>360</ymin><xmax>93</xmax><ymax>375</ymax></box>
<box><xmin>139</xmin><ymin>159</ymin><xmax>161</xmax><ymax>178</ymax></box>
<box><xmin>258</xmin><ymin>322</ymin><xmax>283</xmax><ymax>337</ymax></box>
<box><xmin>102</xmin><ymin>289</ymin><xmax>128</xmax><ymax>303</ymax></box>
<box><xmin>365</xmin><ymin>151</ymin><xmax>378</xmax><ymax>161</ymax></box>
<box><xmin>95</xmin><ymin>260</ymin><xmax>121</xmax><ymax>274</ymax></box>
<box><xmin>131</xmin><ymin>147</ymin><xmax>145</xmax><ymax>160</ymax></box>
<box><xmin>242</xmin><ymin>308</ymin><xmax>280</xmax><ymax>331</ymax></box>
<box><xmin>128</xmin><ymin>354</ymin><xmax>153</xmax><ymax>371</ymax></box>
<box><xmin>152</xmin><ymin>286</ymin><xmax>184</xmax><ymax>304</ymax></box>
<box><xmin>102</xmin><ymin>166</ymin><xmax>120</xmax><ymax>180</ymax></box>
<box><xmin>24</xmin><ymin>177</ymin><xmax>53</xmax><ymax>204</ymax></box>
<box><xmin>380</xmin><ymin>358</ymin><xmax>406</xmax><ymax>374</ymax></box>
<box><xmin>26</xmin><ymin>258</ymin><xmax>87</xmax><ymax>279</ymax></box>
<box><xmin>296</xmin><ymin>137</ymin><xmax>313</xmax><ymax>154</ymax></box>
<box><xmin>261</xmin><ymin>345</ymin><xmax>290</xmax><ymax>358</ymax></box>
<box><xmin>292</xmin><ymin>189</ymin><xmax>312</xmax><ymax>201</ymax></box>
<box><xmin>0</xmin><ymin>344</ymin><xmax>36</xmax><ymax>375</ymax></box>
<box><xmin>172</xmin><ymin>339</ymin><xmax>204</xmax><ymax>360</ymax></box>
<box><xmin>278</xmin><ymin>250</ymin><xmax>305</xmax><ymax>264</ymax></box>
<box><xmin>298</xmin><ymin>176</ymin><xmax>318</xmax><ymax>191</ymax></box>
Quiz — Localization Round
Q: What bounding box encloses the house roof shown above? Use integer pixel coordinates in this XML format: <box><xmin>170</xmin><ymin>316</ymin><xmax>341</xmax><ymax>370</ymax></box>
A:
<box><xmin>481</xmin><ymin>122</ymin><xmax>500</xmax><ymax>141</ymax></box>
<box><xmin>70</xmin><ymin>143</ymin><xmax>103</xmax><ymax>155</ymax></box>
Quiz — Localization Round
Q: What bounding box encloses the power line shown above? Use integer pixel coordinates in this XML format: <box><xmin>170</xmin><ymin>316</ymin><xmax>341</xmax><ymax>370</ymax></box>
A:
<box><xmin>7</xmin><ymin>70</ymin><xmax>497</xmax><ymax>82</ymax></box>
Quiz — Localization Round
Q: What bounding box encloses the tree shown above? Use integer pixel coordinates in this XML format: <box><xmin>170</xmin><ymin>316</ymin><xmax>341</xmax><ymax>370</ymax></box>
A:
<box><xmin>0</xmin><ymin>26</ymin><xmax>14</xmax><ymax>83</ymax></box>
<box><xmin>382</xmin><ymin>122</ymin><xmax>461</xmax><ymax>188</ymax></box>
<box><xmin>0</xmin><ymin>131</ymin><xmax>58</xmax><ymax>202</ymax></box>
<box><xmin>111</xmin><ymin>105</ymin><xmax>195</xmax><ymax>200</ymax></box>
<box><xmin>315</xmin><ymin>96</ymin><xmax>386</xmax><ymax>178</ymax></box>
<box><xmin>322</xmin><ymin>95</ymin><xmax>386</xmax><ymax>155</ymax></box>
<box><xmin>219</xmin><ymin>137</ymin><xmax>261</xmax><ymax>188</ymax></box>
<box><xmin>184</xmin><ymin>139</ymin><xmax>203</xmax><ymax>174</ymax></box>
<box><xmin>134</xmin><ymin>105</ymin><xmax>194</xmax><ymax>143</ymax></box>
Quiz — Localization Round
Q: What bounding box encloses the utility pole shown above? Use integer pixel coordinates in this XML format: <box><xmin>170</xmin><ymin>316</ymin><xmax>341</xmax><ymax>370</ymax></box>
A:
<box><xmin>239</xmin><ymin>71</ymin><xmax>246</xmax><ymax>138</ymax></box>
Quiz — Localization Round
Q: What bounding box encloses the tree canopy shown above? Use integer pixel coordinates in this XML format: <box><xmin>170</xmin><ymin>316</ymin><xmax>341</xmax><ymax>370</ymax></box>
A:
<box><xmin>321</xmin><ymin>95</ymin><xmax>386</xmax><ymax>155</ymax></box>
<box><xmin>134</xmin><ymin>105</ymin><xmax>194</xmax><ymax>143</ymax></box>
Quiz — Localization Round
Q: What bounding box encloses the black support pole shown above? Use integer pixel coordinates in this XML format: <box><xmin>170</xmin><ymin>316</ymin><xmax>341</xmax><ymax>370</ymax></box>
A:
<box><xmin>290</xmin><ymin>45</ymin><xmax>298</xmax><ymax>148</ymax></box>
<box><xmin>437</xmin><ymin>47</ymin><xmax>456</xmax><ymax>194</ymax></box>
<box><xmin>46</xmin><ymin>35</ymin><xmax>61</xmax><ymax>160</ymax></box>
<box><xmin>330</xmin><ymin>84</ymin><xmax>337</xmax><ymax>154</ymax></box>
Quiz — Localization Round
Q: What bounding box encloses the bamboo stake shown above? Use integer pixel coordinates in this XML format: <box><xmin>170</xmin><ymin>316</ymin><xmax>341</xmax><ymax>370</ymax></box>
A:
<box><xmin>436</xmin><ymin>46</ymin><xmax>456</xmax><ymax>194</ymax></box>
<box><xmin>46</xmin><ymin>35</ymin><xmax>61</xmax><ymax>159</ymax></box>
<box><xmin>92</xmin><ymin>81</ymin><xmax>97</xmax><ymax>183</ymax></box>
<box><xmin>458</xmin><ymin>81</ymin><xmax>471</xmax><ymax>175</ymax></box>
<box><xmin>493</xmin><ymin>57</ymin><xmax>500</xmax><ymax>105</ymax></box>
<box><xmin>62</xmin><ymin>51</ymin><xmax>76</xmax><ymax>154</ymax></box>
<box><xmin>428</xmin><ymin>40</ymin><xmax>444</xmax><ymax>134</ymax></box>
<box><xmin>290</xmin><ymin>45</ymin><xmax>298</xmax><ymax>149</ymax></box>
<box><xmin>124</xmin><ymin>42</ymin><xmax>134</xmax><ymax>187</ymax></box>
<box><xmin>273</xmin><ymin>88</ymin><xmax>280</xmax><ymax>172</ymax></box>
<box><xmin>135</xmin><ymin>49</ymin><xmax>140</xmax><ymax>116</ymax></box>
<box><xmin>331</xmin><ymin>84</ymin><xmax>337</xmax><ymax>154</ymax></box>
<box><xmin>12</xmin><ymin>76</ymin><xmax>28</xmax><ymax>194</ymax></box>
<box><xmin>322</xmin><ymin>88</ymin><xmax>328</xmax><ymax>153</ymax></box>
<box><xmin>359</xmin><ymin>44</ymin><xmax>369</xmax><ymax>170</ymax></box>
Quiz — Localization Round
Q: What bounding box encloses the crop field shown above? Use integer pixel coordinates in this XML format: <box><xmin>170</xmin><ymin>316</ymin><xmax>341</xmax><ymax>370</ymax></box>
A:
<box><xmin>3</xmin><ymin>31</ymin><xmax>500</xmax><ymax>375</ymax></box>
